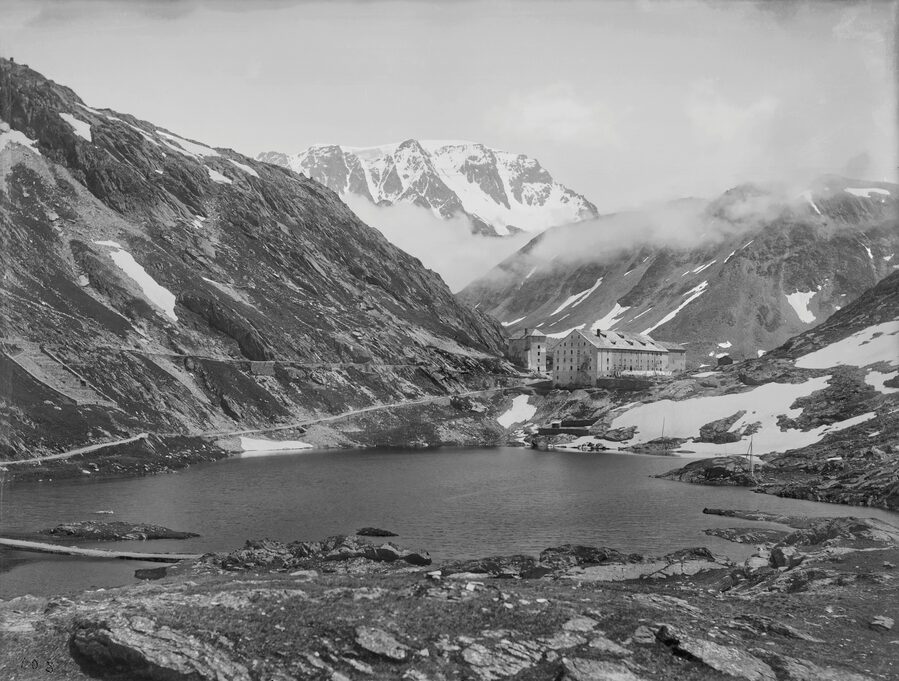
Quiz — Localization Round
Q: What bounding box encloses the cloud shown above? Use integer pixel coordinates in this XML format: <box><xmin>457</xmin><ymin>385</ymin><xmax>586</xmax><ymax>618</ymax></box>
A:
<box><xmin>342</xmin><ymin>194</ymin><xmax>531</xmax><ymax>292</ymax></box>
<box><xmin>492</xmin><ymin>84</ymin><xmax>620</xmax><ymax>146</ymax></box>
<box><xmin>685</xmin><ymin>79</ymin><xmax>778</xmax><ymax>143</ymax></box>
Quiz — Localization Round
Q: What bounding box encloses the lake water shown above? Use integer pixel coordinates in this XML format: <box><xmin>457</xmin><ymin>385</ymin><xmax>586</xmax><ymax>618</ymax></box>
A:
<box><xmin>2</xmin><ymin>447</ymin><xmax>898</xmax><ymax>598</ymax></box>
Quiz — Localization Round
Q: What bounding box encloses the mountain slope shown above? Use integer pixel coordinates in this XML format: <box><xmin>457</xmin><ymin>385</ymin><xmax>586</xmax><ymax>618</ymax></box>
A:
<box><xmin>0</xmin><ymin>59</ymin><xmax>512</xmax><ymax>458</ymax></box>
<box><xmin>460</xmin><ymin>181</ymin><xmax>898</xmax><ymax>365</ymax></box>
<box><xmin>258</xmin><ymin>140</ymin><xmax>598</xmax><ymax>237</ymax></box>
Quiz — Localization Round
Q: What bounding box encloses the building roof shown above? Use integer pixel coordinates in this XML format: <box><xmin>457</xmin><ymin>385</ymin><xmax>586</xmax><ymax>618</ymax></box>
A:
<box><xmin>511</xmin><ymin>328</ymin><xmax>547</xmax><ymax>340</ymax></box>
<box><xmin>657</xmin><ymin>341</ymin><xmax>686</xmax><ymax>353</ymax></box>
<box><xmin>559</xmin><ymin>328</ymin><xmax>670</xmax><ymax>353</ymax></box>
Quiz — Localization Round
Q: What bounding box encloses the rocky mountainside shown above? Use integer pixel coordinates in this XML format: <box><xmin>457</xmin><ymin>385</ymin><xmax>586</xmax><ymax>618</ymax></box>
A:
<box><xmin>0</xmin><ymin>59</ymin><xmax>514</xmax><ymax>459</ymax></box>
<box><xmin>258</xmin><ymin>140</ymin><xmax>598</xmax><ymax>237</ymax></box>
<box><xmin>460</xmin><ymin>180</ymin><xmax>898</xmax><ymax>365</ymax></box>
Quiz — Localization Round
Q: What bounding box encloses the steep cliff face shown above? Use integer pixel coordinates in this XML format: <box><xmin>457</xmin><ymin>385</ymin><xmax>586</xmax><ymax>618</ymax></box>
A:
<box><xmin>460</xmin><ymin>181</ymin><xmax>898</xmax><ymax>365</ymax></box>
<box><xmin>0</xmin><ymin>59</ymin><xmax>511</xmax><ymax>457</ymax></box>
<box><xmin>258</xmin><ymin>140</ymin><xmax>599</xmax><ymax>237</ymax></box>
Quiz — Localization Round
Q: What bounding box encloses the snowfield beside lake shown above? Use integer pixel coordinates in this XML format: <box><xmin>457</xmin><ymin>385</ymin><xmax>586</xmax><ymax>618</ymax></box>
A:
<box><xmin>239</xmin><ymin>437</ymin><xmax>313</xmax><ymax>455</ymax></box>
<box><xmin>497</xmin><ymin>394</ymin><xmax>537</xmax><ymax>428</ymax></box>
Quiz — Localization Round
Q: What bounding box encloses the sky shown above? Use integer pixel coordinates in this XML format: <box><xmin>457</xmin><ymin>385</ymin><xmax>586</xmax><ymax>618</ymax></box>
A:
<box><xmin>1</xmin><ymin>0</ymin><xmax>896</xmax><ymax>214</ymax></box>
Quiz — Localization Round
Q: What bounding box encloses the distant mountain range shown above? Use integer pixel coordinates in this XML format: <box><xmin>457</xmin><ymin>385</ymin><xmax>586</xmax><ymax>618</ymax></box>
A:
<box><xmin>458</xmin><ymin>177</ymin><xmax>899</xmax><ymax>366</ymax></box>
<box><xmin>257</xmin><ymin>140</ymin><xmax>598</xmax><ymax>237</ymax></box>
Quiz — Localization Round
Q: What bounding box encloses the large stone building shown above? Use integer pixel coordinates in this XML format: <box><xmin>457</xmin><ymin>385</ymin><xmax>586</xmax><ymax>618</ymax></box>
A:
<box><xmin>507</xmin><ymin>328</ymin><xmax>547</xmax><ymax>373</ymax></box>
<box><xmin>551</xmin><ymin>329</ymin><xmax>685</xmax><ymax>387</ymax></box>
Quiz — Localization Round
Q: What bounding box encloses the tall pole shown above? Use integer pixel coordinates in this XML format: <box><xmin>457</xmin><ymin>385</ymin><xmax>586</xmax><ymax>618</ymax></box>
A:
<box><xmin>748</xmin><ymin>436</ymin><xmax>754</xmax><ymax>477</ymax></box>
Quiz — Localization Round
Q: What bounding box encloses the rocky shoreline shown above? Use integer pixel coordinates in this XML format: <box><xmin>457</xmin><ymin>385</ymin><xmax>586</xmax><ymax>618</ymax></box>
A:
<box><xmin>1</xmin><ymin>509</ymin><xmax>897</xmax><ymax>680</ymax></box>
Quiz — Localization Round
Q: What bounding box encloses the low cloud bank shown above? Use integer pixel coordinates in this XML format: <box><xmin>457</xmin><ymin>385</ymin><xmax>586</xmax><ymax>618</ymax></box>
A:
<box><xmin>343</xmin><ymin>193</ymin><xmax>530</xmax><ymax>291</ymax></box>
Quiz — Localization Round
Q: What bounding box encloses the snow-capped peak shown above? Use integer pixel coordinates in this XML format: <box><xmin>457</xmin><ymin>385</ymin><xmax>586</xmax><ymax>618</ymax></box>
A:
<box><xmin>257</xmin><ymin>139</ymin><xmax>598</xmax><ymax>237</ymax></box>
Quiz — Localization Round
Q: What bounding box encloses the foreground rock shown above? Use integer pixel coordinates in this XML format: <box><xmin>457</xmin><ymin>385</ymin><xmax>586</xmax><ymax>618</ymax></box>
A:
<box><xmin>1</xmin><ymin>512</ymin><xmax>896</xmax><ymax>680</ymax></box>
<box><xmin>356</xmin><ymin>527</ymin><xmax>399</xmax><ymax>537</ymax></box>
<box><xmin>656</xmin><ymin>456</ymin><xmax>757</xmax><ymax>486</ymax></box>
<box><xmin>440</xmin><ymin>544</ymin><xmax>729</xmax><ymax>582</ymax></box>
<box><xmin>40</xmin><ymin>521</ymin><xmax>199</xmax><ymax>541</ymax></box>
<box><xmin>198</xmin><ymin>534</ymin><xmax>431</xmax><ymax>574</ymax></box>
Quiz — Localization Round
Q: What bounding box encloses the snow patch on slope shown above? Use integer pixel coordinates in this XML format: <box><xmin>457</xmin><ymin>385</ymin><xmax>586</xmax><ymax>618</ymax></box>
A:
<box><xmin>865</xmin><ymin>369</ymin><xmax>899</xmax><ymax>395</ymax></box>
<box><xmin>642</xmin><ymin>281</ymin><xmax>708</xmax><ymax>335</ymax></box>
<box><xmin>609</xmin><ymin>376</ymin><xmax>872</xmax><ymax>456</ymax></box>
<box><xmin>239</xmin><ymin>437</ymin><xmax>312</xmax><ymax>455</ymax></box>
<box><xmin>58</xmin><ymin>113</ymin><xmax>92</xmax><ymax>142</ymax></box>
<box><xmin>845</xmin><ymin>187</ymin><xmax>890</xmax><ymax>198</ymax></box>
<box><xmin>591</xmin><ymin>303</ymin><xmax>631</xmax><ymax>332</ymax></box>
<box><xmin>550</xmin><ymin>278</ymin><xmax>603</xmax><ymax>316</ymax></box>
<box><xmin>157</xmin><ymin>130</ymin><xmax>219</xmax><ymax>158</ymax></box>
<box><xmin>785</xmin><ymin>291</ymin><xmax>816</xmax><ymax>324</ymax></box>
<box><xmin>796</xmin><ymin>321</ymin><xmax>899</xmax><ymax>369</ymax></box>
<box><xmin>206</xmin><ymin>166</ymin><xmax>232</xmax><ymax>185</ymax></box>
<box><xmin>497</xmin><ymin>394</ymin><xmax>537</xmax><ymax>428</ymax></box>
<box><xmin>228</xmin><ymin>159</ymin><xmax>259</xmax><ymax>178</ymax></box>
<box><xmin>0</xmin><ymin>121</ymin><xmax>41</xmax><ymax>155</ymax></box>
<box><xmin>94</xmin><ymin>241</ymin><xmax>178</xmax><ymax>321</ymax></box>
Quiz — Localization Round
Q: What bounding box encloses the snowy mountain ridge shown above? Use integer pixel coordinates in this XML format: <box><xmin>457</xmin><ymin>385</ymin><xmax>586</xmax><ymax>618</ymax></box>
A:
<box><xmin>257</xmin><ymin>139</ymin><xmax>599</xmax><ymax>237</ymax></box>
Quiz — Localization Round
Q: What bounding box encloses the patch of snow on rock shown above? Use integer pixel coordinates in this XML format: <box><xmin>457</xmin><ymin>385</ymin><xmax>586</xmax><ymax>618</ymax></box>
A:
<box><xmin>206</xmin><ymin>166</ymin><xmax>233</xmax><ymax>185</ymax></box>
<box><xmin>550</xmin><ymin>278</ymin><xmax>603</xmax><ymax>316</ymax></box>
<box><xmin>796</xmin><ymin>320</ymin><xmax>899</xmax><ymax>369</ymax></box>
<box><xmin>717</xmin><ymin>341</ymin><xmax>732</xmax><ymax>349</ymax></box>
<box><xmin>865</xmin><ymin>369</ymin><xmax>899</xmax><ymax>395</ymax></box>
<box><xmin>610</xmin><ymin>376</ymin><xmax>850</xmax><ymax>456</ymax></box>
<box><xmin>591</xmin><ymin>303</ymin><xmax>631</xmax><ymax>332</ymax></box>
<box><xmin>0</xmin><ymin>121</ymin><xmax>41</xmax><ymax>155</ymax></box>
<box><xmin>501</xmin><ymin>316</ymin><xmax>527</xmax><ymax>327</ymax></box>
<box><xmin>157</xmin><ymin>130</ymin><xmax>219</xmax><ymax>158</ymax></box>
<box><xmin>799</xmin><ymin>190</ymin><xmax>821</xmax><ymax>215</ymax></box>
<box><xmin>785</xmin><ymin>291</ymin><xmax>816</xmax><ymax>324</ymax></box>
<box><xmin>95</xmin><ymin>242</ymin><xmax>177</xmax><ymax>322</ymax></box>
<box><xmin>845</xmin><ymin>187</ymin><xmax>890</xmax><ymax>198</ymax></box>
<box><xmin>239</xmin><ymin>437</ymin><xmax>312</xmax><ymax>455</ymax></box>
<box><xmin>228</xmin><ymin>159</ymin><xmax>260</xmax><ymax>178</ymax></box>
<box><xmin>642</xmin><ymin>281</ymin><xmax>708</xmax><ymax>334</ymax></box>
<box><xmin>58</xmin><ymin>113</ymin><xmax>92</xmax><ymax>142</ymax></box>
<box><xmin>497</xmin><ymin>394</ymin><xmax>537</xmax><ymax>428</ymax></box>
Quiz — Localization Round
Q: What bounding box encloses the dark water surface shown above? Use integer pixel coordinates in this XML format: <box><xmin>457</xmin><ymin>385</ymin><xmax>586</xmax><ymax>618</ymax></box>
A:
<box><xmin>2</xmin><ymin>447</ymin><xmax>897</xmax><ymax>598</ymax></box>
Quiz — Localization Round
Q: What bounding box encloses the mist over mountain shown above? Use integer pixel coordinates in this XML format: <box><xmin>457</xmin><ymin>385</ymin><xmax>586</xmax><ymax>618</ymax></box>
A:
<box><xmin>459</xmin><ymin>177</ymin><xmax>899</xmax><ymax>365</ymax></box>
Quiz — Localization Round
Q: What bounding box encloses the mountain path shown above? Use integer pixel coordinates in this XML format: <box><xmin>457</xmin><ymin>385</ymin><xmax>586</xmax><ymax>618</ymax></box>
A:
<box><xmin>1</xmin><ymin>433</ymin><xmax>149</xmax><ymax>467</ymax></box>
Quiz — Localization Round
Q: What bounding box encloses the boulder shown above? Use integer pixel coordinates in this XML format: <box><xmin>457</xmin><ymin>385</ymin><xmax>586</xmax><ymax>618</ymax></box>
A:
<box><xmin>658</xmin><ymin>457</ymin><xmax>756</xmax><ymax>486</ymax></box>
<box><xmin>356</xmin><ymin>527</ymin><xmax>399</xmax><ymax>537</ymax></box>
<box><xmin>539</xmin><ymin>545</ymin><xmax>642</xmax><ymax>569</ymax></box>
<box><xmin>655</xmin><ymin>625</ymin><xmax>776</xmax><ymax>681</ymax></box>
<box><xmin>869</xmin><ymin>615</ymin><xmax>894</xmax><ymax>632</ymax></box>
<box><xmin>770</xmin><ymin>545</ymin><xmax>804</xmax><ymax>569</ymax></box>
<box><xmin>70</xmin><ymin>614</ymin><xmax>251</xmax><ymax>681</ymax></box>
<box><xmin>561</xmin><ymin>657</ymin><xmax>646</xmax><ymax>681</ymax></box>
<box><xmin>354</xmin><ymin>626</ymin><xmax>409</xmax><ymax>661</ymax></box>
<box><xmin>696</xmin><ymin>411</ymin><xmax>746</xmax><ymax>443</ymax></box>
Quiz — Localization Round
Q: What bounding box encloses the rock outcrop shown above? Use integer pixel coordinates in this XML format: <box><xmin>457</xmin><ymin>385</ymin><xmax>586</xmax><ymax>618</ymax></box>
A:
<box><xmin>40</xmin><ymin>521</ymin><xmax>199</xmax><ymax>541</ymax></box>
